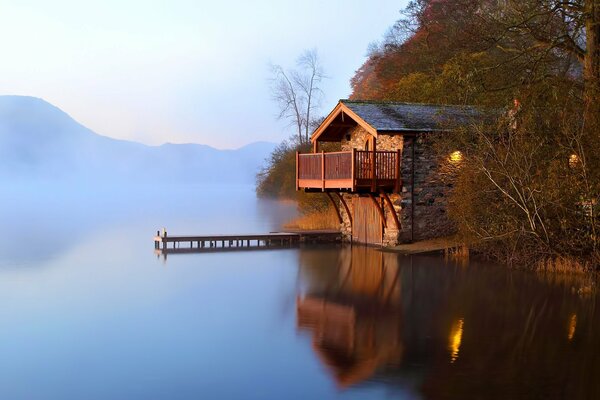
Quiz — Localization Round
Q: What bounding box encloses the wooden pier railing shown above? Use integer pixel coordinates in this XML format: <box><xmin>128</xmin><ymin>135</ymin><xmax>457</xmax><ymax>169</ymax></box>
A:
<box><xmin>296</xmin><ymin>150</ymin><xmax>400</xmax><ymax>192</ymax></box>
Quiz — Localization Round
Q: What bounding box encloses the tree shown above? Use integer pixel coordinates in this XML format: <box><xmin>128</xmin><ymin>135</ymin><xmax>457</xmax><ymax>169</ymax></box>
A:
<box><xmin>351</xmin><ymin>0</ymin><xmax>599</xmax><ymax>110</ymax></box>
<box><xmin>269</xmin><ymin>49</ymin><xmax>326</xmax><ymax>145</ymax></box>
<box><xmin>349</xmin><ymin>0</ymin><xmax>599</xmax><ymax>267</ymax></box>
<box><xmin>459</xmin><ymin>0</ymin><xmax>599</xmax><ymax>120</ymax></box>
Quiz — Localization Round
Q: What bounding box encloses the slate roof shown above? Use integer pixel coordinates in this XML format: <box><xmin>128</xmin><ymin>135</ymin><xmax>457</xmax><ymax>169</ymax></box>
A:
<box><xmin>341</xmin><ymin>100</ymin><xmax>482</xmax><ymax>132</ymax></box>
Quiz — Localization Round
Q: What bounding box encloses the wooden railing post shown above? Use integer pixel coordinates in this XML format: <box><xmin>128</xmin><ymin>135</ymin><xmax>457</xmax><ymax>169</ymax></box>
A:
<box><xmin>351</xmin><ymin>148</ymin><xmax>356</xmax><ymax>192</ymax></box>
<box><xmin>395</xmin><ymin>149</ymin><xmax>401</xmax><ymax>193</ymax></box>
<box><xmin>371</xmin><ymin>140</ymin><xmax>377</xmax><ymax>192</ymax></box>
<box><xmin>321</xmin><ymin>151</ymin><xmax>325</xmax><ymax>191</ymax></box>
<box><xmin>295</xmin><ymin>151</ymin><xmax>299</xmax><ymax>191</ymax></box>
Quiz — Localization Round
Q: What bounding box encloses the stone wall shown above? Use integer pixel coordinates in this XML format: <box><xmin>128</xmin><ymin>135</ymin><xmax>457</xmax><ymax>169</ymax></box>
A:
<box><xmin>400</xmin><ymin>134</ymin><xmax>457</xmax><ymax>242</ymax></box>
<box><xmin>340</xmin><ymin>126</ymin><xmax>371</xmax><ymax>151</ymax></box>
<box><xmin>340</xmin><ymin>193</ymin><xmax>353</xmax><ymax>242</ymax></box>
<box><xmin>382</xmin><ymin>193</ymin><xmax>402</xmax><ymax>246</ymax></box>
<box><xmin>340</xmin><ymin>126</ymin><xmax>403</xmax><ymax>152</ymax></box>
<box><xmin>376</xmin><ymin>133</ymin><xmax>403</xmax><ymax>152</ymax></box>
<box><xmin>336</xmin><ymin>126</ymin><xmax>456</xmax><ymax>245</ymax></box>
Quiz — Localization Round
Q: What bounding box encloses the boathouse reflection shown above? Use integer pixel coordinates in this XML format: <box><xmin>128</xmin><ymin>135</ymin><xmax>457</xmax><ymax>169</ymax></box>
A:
<box><xmin>296</xmin><ymin>246</ymin><xmax>404</xmax><ymax>388</ymax></box>
<box><xmin>295</xmin><ymin>246</ymin><xmax>600</xmax><ymax>398</ymax></box>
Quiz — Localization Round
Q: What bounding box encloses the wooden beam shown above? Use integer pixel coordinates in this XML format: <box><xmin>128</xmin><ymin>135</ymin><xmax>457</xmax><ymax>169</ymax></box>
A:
<box><xmin>411</xmin><ymin>137</ymin><xmax>415</xmax><ymax>242</ymax></box>
<box><xmin>310</xmin><ymin>101</ymin><xmax>377</xmax><ymax>144</ymax></box>
<box><xmin>368</xmin><ymin>194</ymin><xmax>387</xmax><ymax>228</ymax></box>
<box><xmin>295</xmin><ymin>151</ymin><xmax>299</xmax><ymax>191</ymax></box>
<box><xmin>321</xmin><ymin>151</ymin><xmax>325</xmax><ymax>191</ymax></box>
<box><xmin>371</xmin><ymin>138</ymin><xmax>377</xmax><ymax>192</ymax></box>
<box><xmin>334</xmin><ymin>192</ymin><xmax>352</xmax><ymax>226</ymax></box>
<box><xmin>395</xmin><ymin>149</ymin><xmax>401</xmax><ymax>193</ymax></box>
<box><xmin>338</xmin><ymin>103</ymin><xmax>378</xmax><ymax>137</ymax></box>
<box><xmin>311</xmin><ymin>102</ymin><xmax>345</xmax><ymax>144</ymax></box>
<box><xmin>380</xmin><ymin>191</ymin><xmax>400</xmax><ymax>230</ymax></box>
<box><xmin>351</xmin><ymin>148</ymin><xmax>356</xmax><ymax>192</ymax></box>
<box><xmin>329</xmin><ymin>123</ymin><xmax>356</xmax><ymax>128</ymax></box>
<box><xmin>326</xmin><ymin>192</ymin><xmax>343</xmax><ymax>225</ymax></box>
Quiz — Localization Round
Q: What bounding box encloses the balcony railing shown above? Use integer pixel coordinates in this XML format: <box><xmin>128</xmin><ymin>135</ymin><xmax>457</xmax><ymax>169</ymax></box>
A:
<box><xmin>296</xmin><ymin>149</ymin><xmax>401</xmax><ymax>192</ymax></box>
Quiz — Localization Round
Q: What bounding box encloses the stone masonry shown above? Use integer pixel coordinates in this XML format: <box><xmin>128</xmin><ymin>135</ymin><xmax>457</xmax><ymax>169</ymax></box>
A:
<box><xmin>336</xmin><ymin>125</ymin><xmax>456</xmax><ymax>245</ymax></box>
<box><xmin>399</xmin><ymin>134</ymin><xmax>457</xmax><ymax>243</ymax></box>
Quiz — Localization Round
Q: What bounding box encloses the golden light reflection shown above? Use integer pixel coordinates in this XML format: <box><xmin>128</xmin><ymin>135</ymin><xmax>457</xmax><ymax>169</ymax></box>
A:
<box><xmin>568</xmin><ymin>314</ymin><xmax>577</xmax><ymax>341</ymax></box>
<box><xmin>449</xmin><ymin>151</ymin><xmax>463</xmax><ymax>163</ymax></box>
<box><xmin>569</xmin><ymin>154</ymin><xmax>580</xmax><ymax>168</ymax></box>
<box><xmin>449</xmin><ymin>318</ymin><xmax>464</xmax><ymax>363</ymax></box>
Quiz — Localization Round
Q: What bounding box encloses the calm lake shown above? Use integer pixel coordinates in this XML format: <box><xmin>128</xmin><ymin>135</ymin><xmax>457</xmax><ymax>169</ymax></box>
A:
<box><xmin>0</xmin><ymin>183</ymin><xmax>598</xmax><ymax>399</ymax></box>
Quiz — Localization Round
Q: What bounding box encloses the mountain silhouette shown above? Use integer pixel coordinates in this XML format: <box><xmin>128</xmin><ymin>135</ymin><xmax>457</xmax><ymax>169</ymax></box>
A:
<box><xmin>0</xmin><ymin>95</ymin><xmax>275</xmax><ymax>183</ymax></box>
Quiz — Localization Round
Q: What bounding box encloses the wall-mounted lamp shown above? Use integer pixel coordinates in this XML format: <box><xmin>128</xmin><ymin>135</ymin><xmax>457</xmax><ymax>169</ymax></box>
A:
<box><xmin>569</xmin><ymin>154</ymin><xmax>580</xmax><ymax>168</ymax></box>
<box><xmin>449</xmin><ymin>151</ymin><xmax>463</xmax><ymax>163</ymax></box>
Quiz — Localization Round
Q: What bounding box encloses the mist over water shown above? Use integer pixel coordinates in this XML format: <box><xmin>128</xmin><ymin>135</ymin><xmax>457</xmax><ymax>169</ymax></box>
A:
<box><xmin>0</xmin><ymin>183</ymin><xmax>300</xmax><ymax>398</ymax></box>
<box><xmin>0</xmin><ymin>182</ymin><xmax>293</xmax><ymax>267</ymax></box>
<box><xmin>0</xmin><ymin>182</ymin><xmax>598</xmax><ymax>399</ymax></box>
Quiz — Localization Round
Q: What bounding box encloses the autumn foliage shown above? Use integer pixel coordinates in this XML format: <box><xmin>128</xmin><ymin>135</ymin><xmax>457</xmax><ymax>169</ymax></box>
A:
<box><xmin>350</xmin><ymin>0</ymin><xmax>599</xmax><ymax>268</ymax></box>
<box><xmin>260</xmin><ymin>0</ymin><xmax>599</xmax><ymax>267</ymax></box>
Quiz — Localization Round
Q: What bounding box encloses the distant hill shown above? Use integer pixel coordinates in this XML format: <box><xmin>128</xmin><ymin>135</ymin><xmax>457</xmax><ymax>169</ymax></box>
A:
<box><xmin>0</xmin><ymin>95</ymin><xmax>275</xmax><ymax>183</ymax></box>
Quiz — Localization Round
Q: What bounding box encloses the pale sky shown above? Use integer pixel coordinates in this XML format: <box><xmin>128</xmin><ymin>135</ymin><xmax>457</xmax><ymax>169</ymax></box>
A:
<box><xmin>0</xmin><ymin>0</ymin><xmax>407</xmax><ymax>149</ymax></box>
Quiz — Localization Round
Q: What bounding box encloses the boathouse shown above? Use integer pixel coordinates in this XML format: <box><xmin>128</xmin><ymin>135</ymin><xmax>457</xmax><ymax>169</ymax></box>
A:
<box><xmin>296</xmin><ymin>100</ymin><xmax>479</xmax><ymax>246</ymax></box>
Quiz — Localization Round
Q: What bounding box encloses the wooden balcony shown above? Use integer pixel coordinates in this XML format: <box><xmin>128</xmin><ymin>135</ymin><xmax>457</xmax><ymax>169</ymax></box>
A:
<box><xmin>296</xmin><ymin>149</ymin><xmax>401</xmax><ymax>193</ymax></box>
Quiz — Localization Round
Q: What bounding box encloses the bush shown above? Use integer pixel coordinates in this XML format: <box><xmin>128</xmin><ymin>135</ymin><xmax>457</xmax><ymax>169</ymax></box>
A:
<box><xmin>436</xmin><ymin>87</ymin><xmax>600</xmax><ymax>268</ymax></box>
<box><xmin>256</xmin><ymin>137</ymin><xmax>337</xmax><ymax>215</ymax></box>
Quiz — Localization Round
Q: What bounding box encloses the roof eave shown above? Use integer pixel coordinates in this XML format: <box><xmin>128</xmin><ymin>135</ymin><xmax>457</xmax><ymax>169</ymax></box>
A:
<box><xmin>377</xmin><ymin>128</ymin><xmax>454</xmax><ymax>133</ymax></box>
<box><xmin>310</xmin><ymin>101</ymin><xmax>378</xmax><ymax>143</ymax></box>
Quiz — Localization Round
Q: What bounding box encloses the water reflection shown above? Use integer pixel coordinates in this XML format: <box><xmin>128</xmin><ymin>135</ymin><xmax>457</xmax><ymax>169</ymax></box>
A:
<box><xmin>568</xmin><ymin>313</ymin><xmax>577</xmax><ymax>341</ymax></box>
<box><xmin>448</xmin><ymin>318</ymin><xmax>463</xmax><ymax>363</ymax></box>
<box><xmin>297</xmin><ymin>247</ymin><xmax>403</xmax><ymax>388</ymax></box>
<box><xmin>296</xmin><ymin>246</ymin><xmax>600</xmax><ymax>399</ymax></box>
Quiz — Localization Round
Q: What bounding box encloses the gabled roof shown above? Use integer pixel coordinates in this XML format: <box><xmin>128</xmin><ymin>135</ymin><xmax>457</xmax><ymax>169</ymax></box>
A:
<box><xmin>343</xmin><ymin>100</ymin><xmax>481</xmax><ymax>132</ymax></box>
<box><xmin>311</xmin><ymin>99</ymin><xmax>482</xmax><ymax>143</ymax></box>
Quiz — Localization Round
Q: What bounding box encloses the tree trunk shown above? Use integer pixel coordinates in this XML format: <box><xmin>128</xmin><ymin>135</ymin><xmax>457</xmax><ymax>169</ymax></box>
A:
<box><xmin>584</xmin><ymin>0</ymin><xmax>600</xmax><ymax>108</ymax></box>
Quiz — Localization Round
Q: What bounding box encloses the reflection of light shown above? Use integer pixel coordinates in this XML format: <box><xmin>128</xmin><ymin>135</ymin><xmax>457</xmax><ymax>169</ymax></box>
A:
<box><xmin>569</xmin><ymin>154</ymin><xmax>580</xmax><ymax>167</ymax></box>
<box><xmin>568</xmin><ymin>314</ymin><xmax>577</xmax><ymax>341</ymax></box>
<box><xmin>449</xmin><ymin>318</ymin><xmax>464</xmax><ymax>363</ymax></box>
<box><xmin>449</xmin><ymin>151</ymin><xmax>463</xmax><ymax>163</ymax></box>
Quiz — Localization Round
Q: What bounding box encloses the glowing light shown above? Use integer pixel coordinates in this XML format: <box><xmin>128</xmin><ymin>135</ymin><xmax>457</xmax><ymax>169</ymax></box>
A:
<box><xmin>449</xmin><ymin>318</ymin><xmax>464</xmax><ymax>363</ymax></box>
<box><xmin>449</xmin><ymin>151</ymin><xmax>463</xmax><ymax>163</ymax></box>
<box><xmin>569</xmin><ymin>154</ymin><xmax>580</xmax><ymax>168</ymax></box>
<box><xmin>568</xmin><ymin>314</ymin><xmax>577</xmax><ymax>341</ymax></box>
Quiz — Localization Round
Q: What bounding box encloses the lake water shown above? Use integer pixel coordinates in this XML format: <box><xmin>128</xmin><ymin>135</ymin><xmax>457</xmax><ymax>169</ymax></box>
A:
<box><xmin>0</xmin><ymin>183</ymin><xmax>598</xmax><ymax>399</ymax></box>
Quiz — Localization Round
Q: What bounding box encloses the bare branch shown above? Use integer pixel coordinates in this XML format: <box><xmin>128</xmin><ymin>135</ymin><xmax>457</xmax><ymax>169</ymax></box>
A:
<box><xmin>268</xmin><ymin>49</ymin><xmax>327</xmax><ymax>144</ymax></box>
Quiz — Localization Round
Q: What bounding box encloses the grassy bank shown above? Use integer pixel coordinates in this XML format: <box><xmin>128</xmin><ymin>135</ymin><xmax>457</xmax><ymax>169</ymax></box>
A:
<box><xmin>283</xmin><ymin>206</ymin><xmax>340</xmax><ymax>230</ymax></box>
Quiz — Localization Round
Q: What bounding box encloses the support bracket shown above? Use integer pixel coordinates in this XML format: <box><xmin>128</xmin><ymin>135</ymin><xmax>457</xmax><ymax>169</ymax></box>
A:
<box><xmin>334</xmin><ymin>192</ymin><xmax>352</xmax><ymax>227</ymax></box>
<box><xmin>325</xmin><ymin>192</ymin><xmax>343</xmax><ymax>224</ymax></box>
<box><xmin>380</xmin><ymin>191</ymin><xmax>401</xmax><ymax>230</ymax></box>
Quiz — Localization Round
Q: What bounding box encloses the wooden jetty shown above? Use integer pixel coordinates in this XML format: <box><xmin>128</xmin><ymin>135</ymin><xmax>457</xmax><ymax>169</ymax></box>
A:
<box><xmin>153</xmin><ymin>229</ymin><xmax>342</xmax><ymax>255</ymax></box>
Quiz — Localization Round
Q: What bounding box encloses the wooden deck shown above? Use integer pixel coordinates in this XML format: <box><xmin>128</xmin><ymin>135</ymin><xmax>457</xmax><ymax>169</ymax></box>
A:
<box><xmin>296</xmin><ymin>149</ymin><xmax>401</xmax><ymax>192</ymax></box>
<box><xmin>153</xmin><ymin>230</ymin><xmax>342</xmax><ymax>256</ymax></box>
